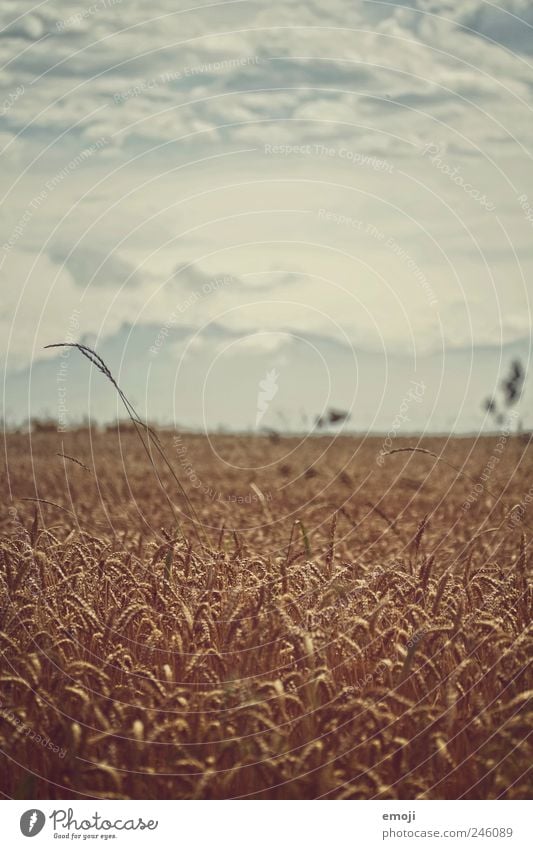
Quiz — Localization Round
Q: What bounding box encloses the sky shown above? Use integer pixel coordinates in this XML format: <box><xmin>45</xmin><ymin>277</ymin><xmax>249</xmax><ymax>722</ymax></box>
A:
<box><xmin>1</xmin><ymin>0</ymin><xmax>533</xmax><ymax>432</ymax></box>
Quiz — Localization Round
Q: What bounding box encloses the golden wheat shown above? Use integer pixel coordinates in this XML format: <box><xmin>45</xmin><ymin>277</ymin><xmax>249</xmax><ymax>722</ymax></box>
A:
<box><xmin>0</xmin><ymin>429</ymin><xmax>531</xmax><ymax>799</ymax></box>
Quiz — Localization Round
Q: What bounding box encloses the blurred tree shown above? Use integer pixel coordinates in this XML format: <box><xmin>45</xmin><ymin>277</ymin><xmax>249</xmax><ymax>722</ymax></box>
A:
<box><xmin>315</xmin><ymin>408</ymin><xmax>351</xmax><ymax>429</ymax></box>
<box><xmin>483</xmin><ymin>358</ymin><xmax>525</xmax><ymax>431</ymax></box>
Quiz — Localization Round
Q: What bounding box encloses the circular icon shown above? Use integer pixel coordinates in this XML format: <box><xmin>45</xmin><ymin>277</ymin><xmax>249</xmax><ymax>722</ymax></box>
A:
<box><xmin>20</xmin><ymin>810</ymin><xmax>46</xmax><ymax>837</ymax></box>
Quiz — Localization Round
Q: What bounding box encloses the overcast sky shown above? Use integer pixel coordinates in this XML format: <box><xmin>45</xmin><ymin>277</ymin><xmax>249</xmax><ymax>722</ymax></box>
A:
<box><xmin>1</xmin><ymin>1</ymin><xmax>532</xmax><ymax>431</ymax></box>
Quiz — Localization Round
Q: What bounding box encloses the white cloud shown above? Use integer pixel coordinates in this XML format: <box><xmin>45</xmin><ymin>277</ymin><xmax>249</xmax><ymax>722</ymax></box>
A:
<box><xmin>1</xmin><ymin>0</ymin><xmax>532</xmax><ymax>429</ymax></box>
<box><xmin>221</xmin><ymin>332</ymin><xmax>291</xmax><ymax>356</ymax></box>
<box><xmin>49</xmin><ymin>241</ymin><xmax>144</xmax><ymax>288</ymax></box>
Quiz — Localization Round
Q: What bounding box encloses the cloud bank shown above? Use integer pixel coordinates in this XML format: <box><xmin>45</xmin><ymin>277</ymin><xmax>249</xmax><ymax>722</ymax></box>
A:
<box><xmin>1</xmin><ymin>0</ymin><xmax>532</xmax><ymax>429</ymax></box>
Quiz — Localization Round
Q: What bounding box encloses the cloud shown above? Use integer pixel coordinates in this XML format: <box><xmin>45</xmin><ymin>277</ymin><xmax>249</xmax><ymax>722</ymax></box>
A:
<box><xmin>221</xmin><ymin>331</ymin><xmax>292</xmax><ymax>356</ymax></box>
<box><xmin>1</xmin><ymin>1</ymin><xmax>533</xmax><ymax>431</ymax></box>
<box><xmin>2</xmin><ymin>10</ymin><xmax>47</xmax><ymax>41</ymax></box>
<box><xmin>0</xmin><ymin>0</ymin><xmax>530</xmax><ymax>155</ymax></box>
<box><xmin>458</xmin><ymin>0</ymin><xmax>533</xmax><ymax>54</ymax></box>
<box><xmin>49</xmin><ymin>242</ymin><xmax>143</xmax><ymax>289</ymax></box>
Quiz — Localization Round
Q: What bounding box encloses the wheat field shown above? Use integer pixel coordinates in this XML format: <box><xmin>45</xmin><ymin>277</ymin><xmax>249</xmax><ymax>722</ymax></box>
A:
<box><xmin>0</xmin><ymin>428</ymin><xmax>531</xmax><ymax>799</ymax></box>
